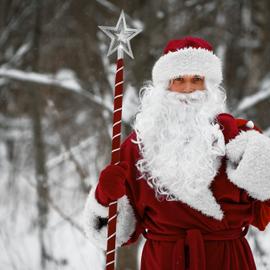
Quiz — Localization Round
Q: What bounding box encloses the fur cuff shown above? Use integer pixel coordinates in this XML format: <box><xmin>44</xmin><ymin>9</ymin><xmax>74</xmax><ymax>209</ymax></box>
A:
<box><xmin>82</xmin><ymin>183</ymin><xmax>137</xmax><ymax>250</ymax></box>
<box><xmin>226</xmin><ymin>130</ymin><xmax>270</xmax><ymax>201</ymax></box>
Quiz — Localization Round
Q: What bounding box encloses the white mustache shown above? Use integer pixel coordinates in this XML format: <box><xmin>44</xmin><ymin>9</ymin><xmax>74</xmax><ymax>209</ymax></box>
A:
<box><xmin>166</xmin><ymin>89</ymin><xmax>208</xmax><ymax>103</ymax></box>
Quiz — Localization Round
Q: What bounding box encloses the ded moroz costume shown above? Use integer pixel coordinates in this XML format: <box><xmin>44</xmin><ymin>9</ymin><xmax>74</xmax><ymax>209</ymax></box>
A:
<box><xmin>83</xmin><ymin>37</ymin><xmax>270</xmax><ymax>270</ymax></box>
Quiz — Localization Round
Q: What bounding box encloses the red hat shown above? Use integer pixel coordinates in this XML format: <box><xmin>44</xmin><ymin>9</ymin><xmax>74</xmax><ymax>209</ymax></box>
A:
<box><xmin>152</xmin><ymin>36</ymin><xmax>223</xmax><ymax>86</ymax></box>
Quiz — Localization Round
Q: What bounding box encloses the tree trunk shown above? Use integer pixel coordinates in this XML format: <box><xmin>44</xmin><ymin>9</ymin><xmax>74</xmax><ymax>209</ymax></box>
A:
<box><xmin>30</xmin><ymin>0</ymin><xmax>49</xmax><ymax>269</ymax></box>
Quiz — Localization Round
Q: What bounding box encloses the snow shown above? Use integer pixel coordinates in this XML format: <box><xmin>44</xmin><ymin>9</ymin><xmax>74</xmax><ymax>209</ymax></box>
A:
<box><xmin>247</xmin><ymin>227</ymin><xmax>270</xmax><ymax>270</ymax></box>
<box><xmin>0</xmin><ymin>133</ymin><xmax>105</xmax><ymax>269</ymax></box>
<box><xmin>95</xmin><ymin>0</ymin><xmax>119</xmax><ymax>12</ymax></box>
<box><xmin>55</xmin><ymin>69</ymin><xmax>82</xmax><ymax>92</ymax></box>
<box><xmin>0</xmin><ymin>78</ymin><xmax>6</xmax><ymax>86</ymax></box>
<box><xmin>0</xmin><ymin>115</ymin><xmax>32</xmax><ymax>141</ymax></box>
<box><xmin>236</xmin><ymin>77</ymin><xmax>270</xmax><ymax>112</ymax></box>
<box><xmin>46</xmin><ymin>135</ymin><xmax>97</xmax><ymax>170</ymax></box>
<box><xmin>156</xmin><ymin>10</ymin><xmax>165</xmax><ymax>19</ymax></box>
<box><xmin>0</xmin><ymin>67</ymin><xmax>81</xmax><ymax>92</ymax></box>
<box><xmin>6</xmin><ymin>42</ymin><xmax>31</xmax><ymax>65</ymax></box>
<box><xmin>263</xmin><ymin>127</ymin><xmax>270</xmax><ymax>137</ymax></box>
<box><xmin>132</xmin><ymin>19</ymin><xmax>144</xmax><ymax>30</ymax></box>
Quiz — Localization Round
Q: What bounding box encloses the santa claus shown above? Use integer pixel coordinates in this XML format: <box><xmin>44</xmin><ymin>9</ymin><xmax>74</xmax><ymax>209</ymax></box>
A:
<box><xmin>83</xmin><ymin>37</ymin><xmax>270</xmax><ymax>270</ymax></box>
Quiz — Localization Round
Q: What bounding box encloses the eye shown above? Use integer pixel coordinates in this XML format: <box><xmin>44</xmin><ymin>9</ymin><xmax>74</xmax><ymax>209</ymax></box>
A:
<box><xmin>193</xmin><ymin>76</ymin><xmax>203</xmax><ymax>82</ymax></box>
<box><xmin>174</xmin><ymin>77</ymin><xmax>184</xmax><ymax>82</ymax></box>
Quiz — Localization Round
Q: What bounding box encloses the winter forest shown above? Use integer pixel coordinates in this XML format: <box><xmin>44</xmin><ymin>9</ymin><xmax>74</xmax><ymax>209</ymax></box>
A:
<box><xmin>0</xmin><ymin>0</ymin><xmax>270</xmax><ymax>269</ymax></box>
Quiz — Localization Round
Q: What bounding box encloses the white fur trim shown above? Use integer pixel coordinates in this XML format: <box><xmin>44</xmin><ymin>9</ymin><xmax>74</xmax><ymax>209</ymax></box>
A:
<box><xmin>152</xmin><ymin>47</ymin><xmax>223</xmax><ymax>86</ymax></box>
<box><xmin>82</xmin><ymin>183</ymin><xmax>137</xmax><ymax>250</ymax></box>
<box><xmin>176</xmin><ymin>156</ymin><xmax>224</xmax><ymax>221</ymax></box>
<box><xmin>226</xmin><ymin>130</ymin><xmax>270</xmax><ymax>201</ymax></box>
<box><xmin>246</xmin><ymin>120</ymin><xmax>254</xmax><ymax>129</ymax></box>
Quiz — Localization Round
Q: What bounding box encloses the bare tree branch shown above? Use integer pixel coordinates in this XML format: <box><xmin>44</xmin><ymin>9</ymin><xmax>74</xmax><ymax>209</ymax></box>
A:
<box><xmin>0</xmin><ymin>67</ymin><xmax>121</xmax><ymax>117</ymax></box>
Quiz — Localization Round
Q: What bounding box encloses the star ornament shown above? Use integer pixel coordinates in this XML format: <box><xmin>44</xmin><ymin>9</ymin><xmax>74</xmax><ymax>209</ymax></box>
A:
<box><xmin>98</xmin><ymin>10</ymin><xmax>142</xmax><ymax>59</ymax></box>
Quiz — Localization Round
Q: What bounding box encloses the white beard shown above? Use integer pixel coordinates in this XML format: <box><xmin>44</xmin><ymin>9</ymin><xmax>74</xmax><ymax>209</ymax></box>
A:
<box><xmin>132</xmin><ymin>81</ymin><xmax>227</xmax><ymax>220</ymax></box>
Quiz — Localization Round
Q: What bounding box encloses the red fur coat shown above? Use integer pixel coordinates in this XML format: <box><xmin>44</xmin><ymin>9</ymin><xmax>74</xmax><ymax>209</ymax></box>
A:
<box><xmin>83</xmin><ymin>113</ymin><xmax>270</xmax><ymax>270</ymax></box>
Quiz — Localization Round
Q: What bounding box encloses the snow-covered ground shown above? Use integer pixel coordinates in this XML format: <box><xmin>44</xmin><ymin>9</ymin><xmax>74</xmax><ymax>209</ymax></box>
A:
<box><xmin>0</xmin><ymin>121</ymin><xmax>105</xmax><ymax>269</ymax></box>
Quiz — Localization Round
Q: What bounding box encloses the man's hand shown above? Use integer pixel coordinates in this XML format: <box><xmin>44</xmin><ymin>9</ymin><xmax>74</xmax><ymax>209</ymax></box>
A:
<box><xmin>95</xmin><ymin>161</ymin><xmax>129</xmax><ymax>207</ymax></box>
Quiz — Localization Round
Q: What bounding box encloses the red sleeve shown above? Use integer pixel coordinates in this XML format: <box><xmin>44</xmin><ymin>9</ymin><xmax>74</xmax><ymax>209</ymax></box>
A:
<box><xmin>251</xmin><ymin>200</ymin><xmax>270</xmax><ymax>231</ymax></box>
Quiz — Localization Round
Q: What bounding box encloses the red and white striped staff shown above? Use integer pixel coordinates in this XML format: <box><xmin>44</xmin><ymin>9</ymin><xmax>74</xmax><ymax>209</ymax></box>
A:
<box><xmin>98</xmin><ymin>10</ymin><xmax>142</xmax><ymax>270</ymax></box>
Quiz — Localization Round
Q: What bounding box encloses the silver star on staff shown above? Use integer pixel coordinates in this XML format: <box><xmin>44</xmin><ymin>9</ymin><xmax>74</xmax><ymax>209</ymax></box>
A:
<box><xmin>98</xmin><ymin>10</ymin><xmax>142</xmax><ymax>59</ymax></box>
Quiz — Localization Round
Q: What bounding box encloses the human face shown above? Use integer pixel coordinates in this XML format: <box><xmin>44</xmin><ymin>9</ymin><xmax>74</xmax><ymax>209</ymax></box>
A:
<box><xmin>168</xmin><ymin>75</ymin><xmax>206</xmax><ymax>93</ymax></box>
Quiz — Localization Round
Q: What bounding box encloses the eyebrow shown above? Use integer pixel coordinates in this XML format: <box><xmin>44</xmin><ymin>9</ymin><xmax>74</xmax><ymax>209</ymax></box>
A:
<box><xmin>172</xmin><ymin>75</ymin><xmax>205</xmax><ymax>81</ymax></box>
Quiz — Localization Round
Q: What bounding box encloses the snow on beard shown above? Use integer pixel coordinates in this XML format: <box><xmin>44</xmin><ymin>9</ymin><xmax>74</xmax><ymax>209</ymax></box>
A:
<box><xmin>132</xmin><ymin>81</ymin><xmax>226</xmax><ymax>201</ymax></box>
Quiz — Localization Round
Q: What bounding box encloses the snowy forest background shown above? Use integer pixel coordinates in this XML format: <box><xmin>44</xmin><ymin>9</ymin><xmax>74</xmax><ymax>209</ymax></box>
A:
<box><xmin>0</xmin><ymin>0</ymin><xmax>270</xmax><ymax>269</ymax></box>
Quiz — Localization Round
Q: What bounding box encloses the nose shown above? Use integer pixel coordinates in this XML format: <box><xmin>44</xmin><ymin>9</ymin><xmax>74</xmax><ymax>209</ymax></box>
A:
<box><xmin>182</xmin><ymin>82</ymin><xmax>196</xmax><ymax>93</ymax></box>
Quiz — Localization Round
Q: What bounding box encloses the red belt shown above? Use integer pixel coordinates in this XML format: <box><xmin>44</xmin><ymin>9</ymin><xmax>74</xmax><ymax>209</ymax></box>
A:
<box><xmin>143</xmin><ymin>226</ymin><xmax>249</xmax><ymax>270</ymax></box>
